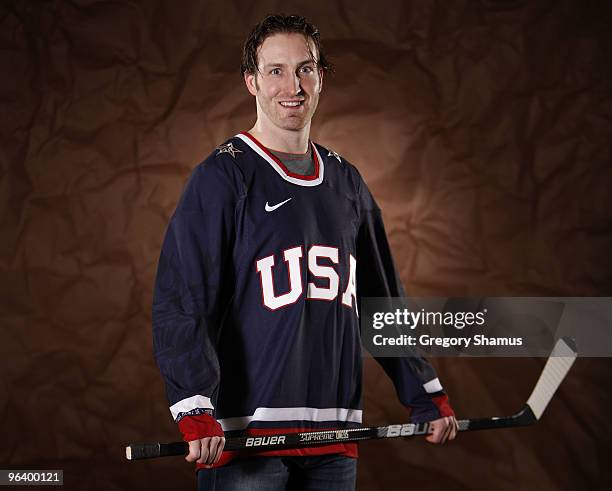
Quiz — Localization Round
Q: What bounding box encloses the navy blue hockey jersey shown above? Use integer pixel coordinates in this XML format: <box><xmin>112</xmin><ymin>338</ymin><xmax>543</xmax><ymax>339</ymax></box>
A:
<box><xmin>152</xmin><ymin>132</ymin><xmax>450</xmax><ymax>438</ymax></box>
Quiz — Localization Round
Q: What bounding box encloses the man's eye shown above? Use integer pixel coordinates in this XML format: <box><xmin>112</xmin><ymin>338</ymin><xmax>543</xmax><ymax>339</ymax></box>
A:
<box><xmin>270</xmin><ymin>68</ymin><xmax>281</xmax><ymax>75</ymax></box>
<box><xmin>300</xmin><ymin>66</ymin><xmax>314</xmax><ymax>74</ymax></box>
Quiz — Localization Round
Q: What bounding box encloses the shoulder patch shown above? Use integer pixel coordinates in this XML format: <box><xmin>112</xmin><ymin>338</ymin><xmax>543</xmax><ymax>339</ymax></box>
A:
<box><xmin>216</xmin><ymin>141</ymin><xmax>243</xmax><ymax>158</ymax></box>
<box><xmin>327</xmin><ymin>149</ymin><xmax>342</xmax><ymax>162</ymax></box>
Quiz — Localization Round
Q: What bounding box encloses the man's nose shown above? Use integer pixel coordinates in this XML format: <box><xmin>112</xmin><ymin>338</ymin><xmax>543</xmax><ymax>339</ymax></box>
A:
<box><xmin>284</xmin><ymin>72</ymin><xmax>302</xmax><ymax>95</ymax></box>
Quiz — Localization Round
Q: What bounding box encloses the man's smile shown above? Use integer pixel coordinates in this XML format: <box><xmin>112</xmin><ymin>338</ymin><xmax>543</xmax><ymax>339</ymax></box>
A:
<box><xmin>278</xmin><ymin>100</ymin><xmax>304</xmax><ymax>108</ymax></box>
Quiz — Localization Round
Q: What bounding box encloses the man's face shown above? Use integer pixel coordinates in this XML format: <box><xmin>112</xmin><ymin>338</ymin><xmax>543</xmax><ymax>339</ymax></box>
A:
<box><xmin>245</xmin><ymin>33</ymin><xmax>323</xmax><ymax>132</ymax></box>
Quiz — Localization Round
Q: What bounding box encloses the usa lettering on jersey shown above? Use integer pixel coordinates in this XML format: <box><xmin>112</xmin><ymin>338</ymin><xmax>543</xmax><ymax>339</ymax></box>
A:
<box><xmin>255</xmin><ymin>244</ymin><xmax>357</xmax><ymax>313</ymax></box>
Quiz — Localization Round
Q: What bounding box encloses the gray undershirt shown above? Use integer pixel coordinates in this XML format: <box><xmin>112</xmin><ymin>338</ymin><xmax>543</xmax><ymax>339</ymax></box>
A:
<box><xmin>270</xmin><ymin>148</ymin><xmax>315</xmax><ymax>176</ymax></box>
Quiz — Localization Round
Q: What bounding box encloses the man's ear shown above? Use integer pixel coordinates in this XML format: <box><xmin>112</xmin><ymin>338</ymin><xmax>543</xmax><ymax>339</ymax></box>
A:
<box><xmin>244</xmin><ymin>72</ymin><xmax>258</xmax><ymax>96</ymax></box>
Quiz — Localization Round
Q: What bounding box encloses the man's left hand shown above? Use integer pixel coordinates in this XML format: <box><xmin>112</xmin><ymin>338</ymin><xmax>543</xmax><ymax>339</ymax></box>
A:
<box><xmin>425</xmin><ymin>416</ymin><xmax>458</xmax><ymax>444</ymax></box>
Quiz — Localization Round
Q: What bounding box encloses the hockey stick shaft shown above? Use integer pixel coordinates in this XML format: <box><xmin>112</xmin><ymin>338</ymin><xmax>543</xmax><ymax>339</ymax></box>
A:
<box><xmin>126</xmin><ymin>408</ymin><xmax>529</xmax><ymax>460</ymax></box>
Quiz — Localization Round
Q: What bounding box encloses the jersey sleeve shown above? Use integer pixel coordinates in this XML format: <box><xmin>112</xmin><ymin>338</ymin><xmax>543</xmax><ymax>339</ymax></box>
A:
<box><xmin>152</xmin><ymin>155</ymin><xmax>243</xmax><ymax>423</ymax></box>
<box><xmin>354</xmin><ymin>171</ymin><xmax>455</xmax><ymax>423</ymax></box>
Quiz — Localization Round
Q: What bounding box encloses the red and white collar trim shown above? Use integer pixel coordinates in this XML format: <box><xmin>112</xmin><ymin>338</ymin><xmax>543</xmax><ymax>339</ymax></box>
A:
<box><xmin>236</xmin><ymin>132</ymin><xmax>324</xmax><ymax>187</ymax></box>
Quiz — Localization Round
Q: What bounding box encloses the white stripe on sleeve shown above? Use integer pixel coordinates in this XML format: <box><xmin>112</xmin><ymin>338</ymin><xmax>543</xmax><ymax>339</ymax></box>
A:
<box><xmin>423</xmin><ymin>378</ymin><xmax>443</xmax><ymax>394</ymax></box>
<box><xmin>169</xmin><ymin>395</ymin><xmax>214</xmax><ymax>421</ymax></box>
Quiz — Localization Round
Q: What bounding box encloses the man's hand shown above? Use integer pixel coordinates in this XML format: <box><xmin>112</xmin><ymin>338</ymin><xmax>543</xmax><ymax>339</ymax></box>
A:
<box><xmin>185</xmin><ymin>436</ymin><xmax>225</xmax><ymax>465</ymax></box>
<box><xmin>178</xmin><ymin>413</ymin><xmax>225</xmax><ymax>465</ymax></box>
<box><xmin>425</xmin><ymin>416</ymin><xmax>458</xmax><ymax>444</ymax></box>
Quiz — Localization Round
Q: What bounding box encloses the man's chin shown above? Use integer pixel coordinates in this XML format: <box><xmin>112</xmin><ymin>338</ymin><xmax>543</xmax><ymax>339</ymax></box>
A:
<box><xmin>276</xmin><ymin>118</ymin><xmax>308</xmax><ymax>131</ymax></box>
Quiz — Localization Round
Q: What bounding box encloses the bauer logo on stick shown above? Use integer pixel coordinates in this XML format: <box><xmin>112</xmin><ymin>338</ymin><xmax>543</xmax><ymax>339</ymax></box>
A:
<box><xmin>245</xmin><ymin>436</ymin><xmax>287</xmax><ymax>447</ymax></box>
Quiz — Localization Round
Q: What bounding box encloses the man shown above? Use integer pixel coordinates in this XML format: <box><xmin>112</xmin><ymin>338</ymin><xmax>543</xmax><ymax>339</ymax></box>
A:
<box><xmin>152</xmin><ymin>14</ymin><xmax>457</xmax><ymax>490</ymax></box>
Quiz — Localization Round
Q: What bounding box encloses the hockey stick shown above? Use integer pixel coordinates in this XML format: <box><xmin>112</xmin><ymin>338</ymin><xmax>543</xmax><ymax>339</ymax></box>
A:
<box><xmin>126</xmin><ymin>337</ymin><xmax>576</xmax><ymax>461</ymax></box>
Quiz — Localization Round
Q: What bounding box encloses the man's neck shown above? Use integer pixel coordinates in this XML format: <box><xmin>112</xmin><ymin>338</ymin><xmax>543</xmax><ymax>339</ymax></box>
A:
<box><xmin>247</xmin><ymin>121</ymin><xmax>311</xmax><ymax>154</ymax></box>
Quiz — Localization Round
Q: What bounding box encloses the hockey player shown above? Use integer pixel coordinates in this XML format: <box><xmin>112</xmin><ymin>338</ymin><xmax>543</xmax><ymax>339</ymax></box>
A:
<box><xmin>152</xmin><ymin>14</ymin><xmax>458</xmax><ymax>490</ymax></box>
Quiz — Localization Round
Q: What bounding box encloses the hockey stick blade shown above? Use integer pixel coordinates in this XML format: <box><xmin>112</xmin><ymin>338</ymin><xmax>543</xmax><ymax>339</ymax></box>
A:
<box><xmin>460</xmin><ymin>336</ymin><xmax>577</xmax><ymax>431</ymax></box>
<box><xmin>126</xmin><ymin>337</ymin><xmax>577</xmax><ymax>460</ymax></box>
<box><xmin>526</xmin><ymin>336</ymin><xmax>577</xmax><ymax>419</ymax></box>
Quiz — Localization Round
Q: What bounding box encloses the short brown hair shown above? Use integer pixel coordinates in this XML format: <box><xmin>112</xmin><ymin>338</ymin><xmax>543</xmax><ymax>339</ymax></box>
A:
<box><xmin>241</xmin><ymin>14</ymin><xmax>333</xmax><ymax>76</ymax></box>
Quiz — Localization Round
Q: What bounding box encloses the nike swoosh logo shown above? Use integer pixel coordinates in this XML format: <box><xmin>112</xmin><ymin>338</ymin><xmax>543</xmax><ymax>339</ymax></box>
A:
<box><xmin>265</xmin><ymin>197</ymin><xmax>293</xmax><ymax>212</ymax></box>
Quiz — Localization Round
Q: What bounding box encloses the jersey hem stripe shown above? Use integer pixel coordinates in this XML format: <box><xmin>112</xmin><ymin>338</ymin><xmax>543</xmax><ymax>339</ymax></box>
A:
<box><xmin>218</xmin><ymin>406</ymin><xmax>363</xmax><ymax>432</ymax></box>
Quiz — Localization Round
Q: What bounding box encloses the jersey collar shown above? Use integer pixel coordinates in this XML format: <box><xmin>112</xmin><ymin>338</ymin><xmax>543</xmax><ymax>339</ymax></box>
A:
<box><xmin>236</xmin><ymin>132</ymin><xmax>324</xmax><ymax>187</ymax></box>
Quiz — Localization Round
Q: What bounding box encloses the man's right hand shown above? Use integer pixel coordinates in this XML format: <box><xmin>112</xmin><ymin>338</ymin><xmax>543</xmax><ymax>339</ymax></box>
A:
<box><xmin>185</xmin><ymin>436</ymin><xmax>225</xmax><ymax>465</ymax></box>
<box><xmin>178</xmin><ymin>413</ymin><xmax>225</xmax><ymax>466</ymax></box>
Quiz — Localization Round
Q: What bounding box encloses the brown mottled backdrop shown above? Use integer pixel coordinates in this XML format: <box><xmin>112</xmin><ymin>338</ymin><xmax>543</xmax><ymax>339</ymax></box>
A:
<box><xmin>1</xmin><ymin>0</ymin><xmax>611</xmax><ymax>489</ymax></box>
